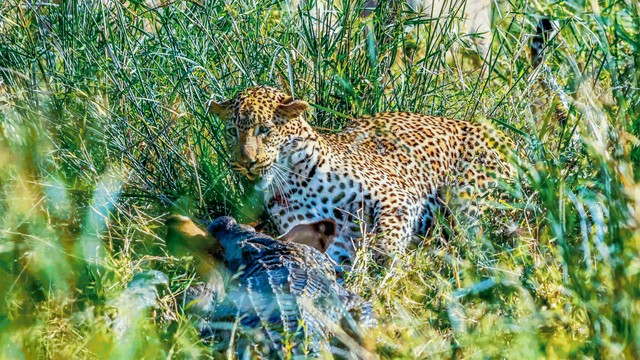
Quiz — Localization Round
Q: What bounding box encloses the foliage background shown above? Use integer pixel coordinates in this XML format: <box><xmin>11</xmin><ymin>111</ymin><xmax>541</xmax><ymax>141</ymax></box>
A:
<box><xmin>1</xmin><ymin>0</ymin><xmax>639</xmax><ymax>358</ymax></box>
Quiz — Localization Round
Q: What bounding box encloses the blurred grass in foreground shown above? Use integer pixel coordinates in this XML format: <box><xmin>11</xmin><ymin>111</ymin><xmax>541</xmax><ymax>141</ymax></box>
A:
<box><xmin>1</xmin><ymin>0</ymin><xmax>640</xmax><ymax>358</ymax></box>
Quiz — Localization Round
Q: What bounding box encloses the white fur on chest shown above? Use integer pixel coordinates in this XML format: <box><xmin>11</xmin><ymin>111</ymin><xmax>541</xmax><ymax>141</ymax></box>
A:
<box><xmin>262</xmin><ymin>148</ymin><xmax>371</xmax><ymax>237</ymax></box>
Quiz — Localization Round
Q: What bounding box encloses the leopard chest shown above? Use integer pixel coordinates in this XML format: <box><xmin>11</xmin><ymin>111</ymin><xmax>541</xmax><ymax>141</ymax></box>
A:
<box><xmin>264</xmin><ymin>161</ymin><xmax>375</xmax><ymax>239</ymax></box>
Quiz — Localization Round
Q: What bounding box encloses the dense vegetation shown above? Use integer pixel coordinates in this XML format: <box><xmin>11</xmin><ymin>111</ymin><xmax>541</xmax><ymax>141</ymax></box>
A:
<box><xmin>1</xmin><ymin>0</ymin><xmax>639</xmax><ymax>358</ymax></box>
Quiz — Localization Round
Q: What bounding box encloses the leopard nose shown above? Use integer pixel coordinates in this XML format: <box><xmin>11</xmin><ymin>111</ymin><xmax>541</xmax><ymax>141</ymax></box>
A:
<box><xmin>236</xmin><ymin>155</ymin><xmax>255</xmax><ymax>166</ymax></box>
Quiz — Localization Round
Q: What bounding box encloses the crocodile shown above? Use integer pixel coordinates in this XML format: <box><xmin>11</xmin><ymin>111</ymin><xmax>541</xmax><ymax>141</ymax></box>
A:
<box><xmin>170</xmin><ymin>216</ymin><xmax>376</xmax><ymax>358</ymax></box>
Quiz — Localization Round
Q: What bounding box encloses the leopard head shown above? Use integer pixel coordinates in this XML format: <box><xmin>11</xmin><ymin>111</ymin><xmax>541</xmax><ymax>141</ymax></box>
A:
<box><xmin>207</xmin><ymin>86</ymin><xmax>310</xmax><ymax>181</ymax></box>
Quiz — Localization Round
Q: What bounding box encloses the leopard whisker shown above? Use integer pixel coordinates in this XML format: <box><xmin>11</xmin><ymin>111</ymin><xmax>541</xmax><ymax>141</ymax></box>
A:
<box><xmin>271</xmin><ymin>167</ymin><xmax>293</xmax><ymax>210</ymax></box>
<box><xmin>269</xmin><ymin>163</ymin><xmax>293</xmax><ymax>194</ymax></box>
<box><xmin>272</xmin><ymin>162</ymin><xmax>312</xmax><ymax>181</ymax></box>
<box><xmin>271</xmin><ymin>167</ymin><xmax>288</xmax><ymax>194</ymax></box>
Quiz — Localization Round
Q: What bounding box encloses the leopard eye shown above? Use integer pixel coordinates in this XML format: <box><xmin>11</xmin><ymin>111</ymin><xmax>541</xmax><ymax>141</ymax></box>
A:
<box><xmin>257</xmin><ymin>125</ymin><xmax>271</xmax><ymax>136</ymax></box>
<box><xmin>226</xmin><ymin>127</ymin><xmax>237</xmax><ymax>138</ymax></box>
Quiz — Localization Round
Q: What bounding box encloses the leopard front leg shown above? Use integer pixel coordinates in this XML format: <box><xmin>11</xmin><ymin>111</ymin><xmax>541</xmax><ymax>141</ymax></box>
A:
<box><xmin>371</xmin><ymin>198</ymin><xmax>419</xmax><ymax>266</ymax></box>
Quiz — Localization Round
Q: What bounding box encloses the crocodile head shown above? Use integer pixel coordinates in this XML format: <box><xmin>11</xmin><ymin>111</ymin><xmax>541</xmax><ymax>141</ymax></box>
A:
<box><xmin>207</xmin><ymin>217</ymin><xmax>241</xmax><ymax>268</ymax></box>
<box><xmin>208</xmin><ymin>216</ymin><xmax>271</xmax><ymax>271</ymax></box>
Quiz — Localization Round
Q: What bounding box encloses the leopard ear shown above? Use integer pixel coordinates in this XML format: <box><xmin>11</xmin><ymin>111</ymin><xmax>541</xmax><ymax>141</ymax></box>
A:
<box><xmin>275</xmin><ymin>97</ymin><xmax>308</xmax><ymax>119</ymax></box>
<box><xmin>312</xmin><ymin>219</ymin><xmax>336</xmax><ymax>253</ymax></box>
<box><xmin>279</xmin><ymin>219</ymin><xmax>336</xmax><ymax>253</ymax></box>
<box><xmin>313</xmin><ymin>219</ymin><xmax>337</xmax><ymax>238</ymax></box>
<box><xmin>206</xmin><ymin>99</ymin><xmax>231</xmax><ymax>120</ymax></box>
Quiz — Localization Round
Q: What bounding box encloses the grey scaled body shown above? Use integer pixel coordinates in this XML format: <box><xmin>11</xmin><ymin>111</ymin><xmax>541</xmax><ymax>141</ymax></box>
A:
<box><xmin>187</xmin><ymin>216</ymin><xmax>375</xmax><ymax>357</ymax></box>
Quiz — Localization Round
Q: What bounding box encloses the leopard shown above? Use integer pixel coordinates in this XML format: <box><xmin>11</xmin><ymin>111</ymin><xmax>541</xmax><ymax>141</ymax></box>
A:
<box><xmin>207</xmin><ymin>86</ymin><xmax>516</xmax><ymax>267</ymax></box>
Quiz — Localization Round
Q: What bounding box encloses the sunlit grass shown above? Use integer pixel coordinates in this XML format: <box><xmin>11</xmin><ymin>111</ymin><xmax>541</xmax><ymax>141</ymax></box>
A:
<box><xmin>1</xmin><ymin>0</ymin><xmax>639</xmax><ymax>358</ymax></box>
